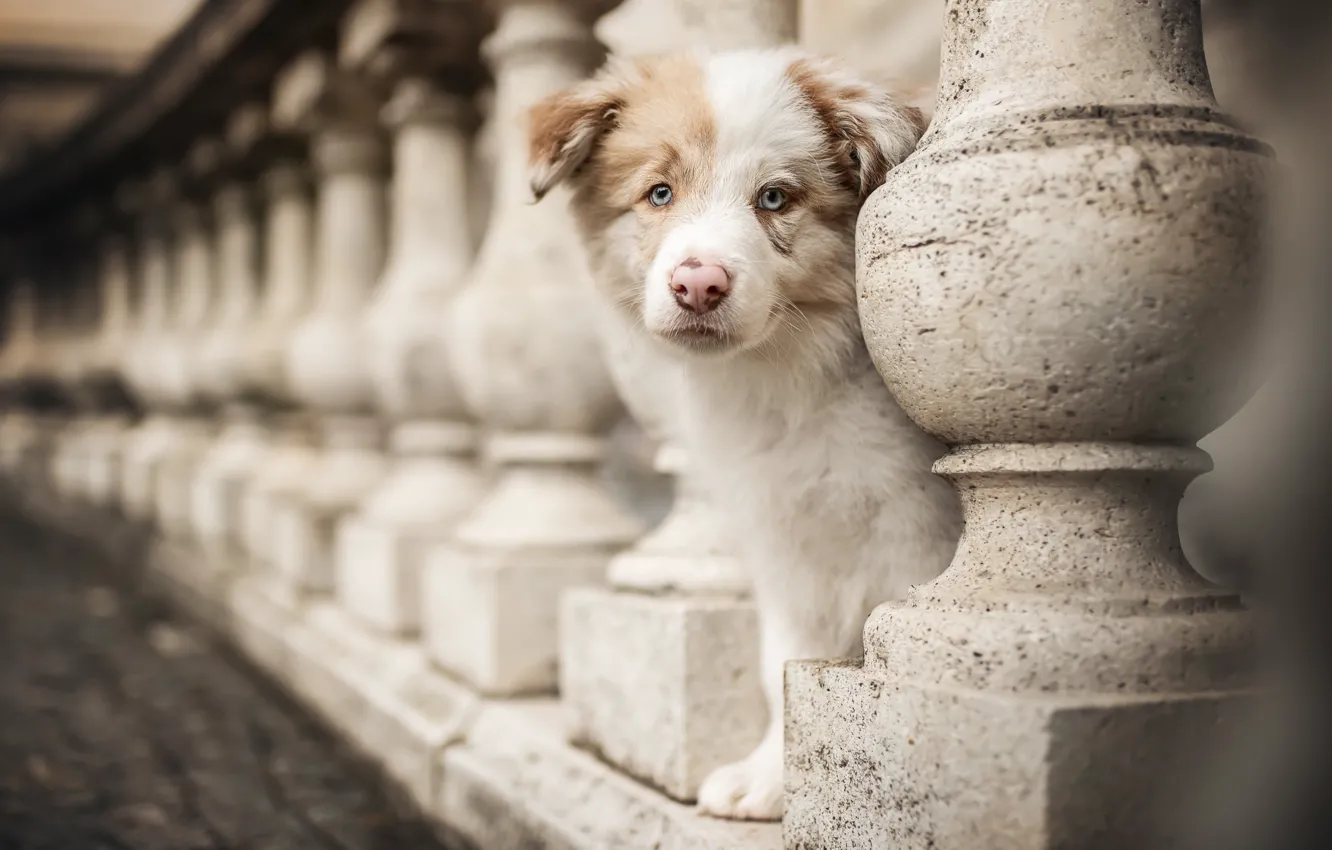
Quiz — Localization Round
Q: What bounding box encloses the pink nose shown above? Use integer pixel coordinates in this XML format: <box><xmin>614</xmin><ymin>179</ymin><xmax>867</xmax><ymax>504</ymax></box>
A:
<box><xmin>670</xmin><ymin>258</ymin><xmax>731</xmax><ymax>314</ymax></box>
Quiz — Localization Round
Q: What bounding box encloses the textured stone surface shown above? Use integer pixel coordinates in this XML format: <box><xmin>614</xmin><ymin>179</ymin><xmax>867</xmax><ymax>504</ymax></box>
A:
<box><xmin>336</xmin><ymin>514</ymin><xmax>445</xmax><ymax>634</ymax></box>
<box><xmin>786</xmin><ymin>660</ymin><xmax>1249</xmax><ymax>850</ymax></box>
<box><xmin>281</xmin><ymin>601</ymin><xmax>481</xmax><ymax>806</ymax></box>
<box><xmin>437</xmin><ymin>701</ymin><xmax>782</xmax><ymax>850</ymax></box>
<box><xmin>147</xmin><ymin>537</ymin><xmax>239</xmax><ymax>631</ymax></box>
<box><xmin>228</xmin><ymin>572</ymin><xmax>300</xmax><ymax>679</ymax></box>
<box><xmin>801</xmin><ymin>0</ymin><xmax>1271</xmax><ymax>846</ymax></box>
<box><xmin>423</xmin><ymin>541</ymin><xmax>608</xmax><ymax>696</ymax></box>
<box><xmin>272</xmin><ymin>499</ymin><xmax>341</xmax><ymax>594</ymax></box>
<box><xmin>560</xmin><ymin>588</ymin><xmax>766</xmax><ymax>801</ymax></box>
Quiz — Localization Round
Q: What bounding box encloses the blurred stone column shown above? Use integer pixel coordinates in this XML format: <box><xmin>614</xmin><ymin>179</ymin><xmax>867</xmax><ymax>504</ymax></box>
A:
<box><xmin>0</xmin><ymin>278</ymin><xmax>41</xmax><ymax>473</ymax></box>
<box><xmin>80</xmin><ymin>218</ymin><xmax>139</xmax><ymax>509</ymax></box>
<box><xmin>786</xmin><ymin>1</ymin><xmax>1269</xmax><ymax>847</ymax></box>
<box><xmin>47</xmin><ymin>208</ymin><xmax>105</xmax><ymax>502</ymax></box>
<box><xmin>271</xmin><ymin>50</ymin><xmax>390</xmax><ymax>601</ymax></box>
<box><xmin>424</xmin><ymin>0</ymin><xmax>642</xmax><ymax>697</ymax></box>
<box><xmin>189</xmin><ymin>104</ymin><xmax>279</xmax><ymax>591</ymax></box>
<box><xmin>556</xmin><ymin>0</ymin><xmax>773</xmax><ymax>808</ymax></box>
<box><xmin>333</xmin><ymin>0</ymin><xmax>488</xmax><ymax>646</ymax></box>
<box><xmin>230</xmin><ymin>95</ymin><xmax>321</xmax><ymax>674</ymax></box>
<box><xmin>153</xmin><ymin>140</ymin><xmax>225</xmax><ymax>540</ymax></box>
<box><xmin>120</xmin><ymin>171</ymin><xmax>179</xmax><ymax>523</ymax></box>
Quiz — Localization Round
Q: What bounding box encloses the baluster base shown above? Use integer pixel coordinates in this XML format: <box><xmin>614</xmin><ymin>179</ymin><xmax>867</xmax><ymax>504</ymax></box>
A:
<box><xmin>153</xmin><ymin>414</ymin><xmax>215</xmax><ymax>539</ymax></box>
<box><xmin>786</xmin><ymin>658</ymin><xmax>1251</xmax><ymax>850</ymax></box>
<box><xmin>560</xmin><ymin>586</ymin><xmax>765</xmax><ymax>802</ymax></box>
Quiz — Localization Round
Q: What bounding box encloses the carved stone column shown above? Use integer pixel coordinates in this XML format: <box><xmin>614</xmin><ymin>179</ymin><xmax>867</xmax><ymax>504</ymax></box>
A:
<box><xmin>80</xmin><ymin>223</ymin><xmax>139</xmax><ymax>508</ymax></box>
<box><xmin>21</xmin><ymin>260</ymin><xmax>76</xmax><ymax>488</ymax></box>
<box><xmin>120</xmin><ymin>172</ymin><xmax>180</xmax><ymax>523</ymax></box>
<box><xmin>556</xmin><ymin>0</ymin><xmax>771</xmax><ymax>805</ymax></box>
<box><xmin>786</xmin><ymin>1</ymin><xmax>1268</xmax><ymax>847</ymax></box>
<box><xmin>153</xmin><ymin>141</ymin><xmax>224</xmax><ymax>539</ymax></box>
<box><xmin>47</xmin><ymin>210</ymin><xmax>105</xmax><ymax>502</ymax></box>
<box><xmin>189</xmin><ymin>104</ymin><xmax>277</xmax><ymax>581</ymax></box>
<box><xmin>0</xmin><ymin>280</ymin><xmax>41</xmax><ymax>473</ymax></box>
<box><xmin>272</xmin><ymin>50</ymin><xmax>390</xmax><ymax>598</ymax></box>
<box><xmin>230</xmin><ymin>106</ymin><xmax>321</xmax><ymax>673</ymax></box>
<box><xmin>424</xmin><ymin>0</ymin><xmax>641</xmax><ymax>696</ymax></box>
<box><xmin>335</xmin><ymin>0</ymin><xmax>488</xmax><ymax>641</ymax></box>
<box><xmin>236</xmin><ymin>152</ymin><xmax>317</xmax><ymax>570</ymax></box>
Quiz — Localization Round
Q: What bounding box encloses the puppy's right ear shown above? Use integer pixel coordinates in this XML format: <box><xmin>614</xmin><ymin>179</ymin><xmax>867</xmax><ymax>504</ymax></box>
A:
<box><xmin>528</xmin><ymin>76</ymin><xmax>624</xmax><ymax>201</ymax></box>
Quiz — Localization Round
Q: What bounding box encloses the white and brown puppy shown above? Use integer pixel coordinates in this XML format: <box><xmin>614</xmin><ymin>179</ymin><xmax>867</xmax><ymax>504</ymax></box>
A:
<box><xmin>528</xmin><ymin>47</ymin><xmax>962</xmax><ymax>821</ymax></box>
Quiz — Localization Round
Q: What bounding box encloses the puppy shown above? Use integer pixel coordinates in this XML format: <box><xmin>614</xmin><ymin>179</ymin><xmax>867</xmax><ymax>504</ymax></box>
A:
<box><xmin>528</xmin><ymin>47</ymin><xmax>963</xmax><ymax>821</ymax></box>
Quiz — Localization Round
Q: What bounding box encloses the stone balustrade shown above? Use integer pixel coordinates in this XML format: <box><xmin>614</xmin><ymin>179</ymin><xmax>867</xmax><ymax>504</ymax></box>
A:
<box><xmin>0</xmin><ymin>1</ymin><xmax>1270</xmax><ymax>849</ymax></box>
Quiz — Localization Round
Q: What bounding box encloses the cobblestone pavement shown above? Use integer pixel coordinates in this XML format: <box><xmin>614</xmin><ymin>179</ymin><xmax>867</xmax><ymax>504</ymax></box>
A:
<box><xmin>0</xmin><ymin>507</ymin><xmax>463</xmax><ymax>850</ymax></box>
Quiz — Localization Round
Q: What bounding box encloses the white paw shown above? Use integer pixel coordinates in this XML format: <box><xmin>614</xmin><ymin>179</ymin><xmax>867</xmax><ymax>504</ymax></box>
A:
<box><xmin>696</xmin><ymin>751</ymin><xmax>783</xmax><ymax>821</ymax></box>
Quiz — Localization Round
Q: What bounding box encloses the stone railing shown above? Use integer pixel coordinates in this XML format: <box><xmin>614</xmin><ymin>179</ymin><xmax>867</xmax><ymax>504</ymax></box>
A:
<box><xmin>0</xmin><ymin>1</ymin><xmax>1269</xmax><ymax>848</ymax></box>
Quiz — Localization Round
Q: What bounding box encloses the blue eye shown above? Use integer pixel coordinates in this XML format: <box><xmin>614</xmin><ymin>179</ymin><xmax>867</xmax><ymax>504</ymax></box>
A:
<box><xmin>757</xmin><ymin>187</ymin><xmax>788</xmax><ymax>211</ymax></box>
<box><xmin>648</xmin><ymin>184</ymin><xmax>673</xmax><ymax>206</ymax></box>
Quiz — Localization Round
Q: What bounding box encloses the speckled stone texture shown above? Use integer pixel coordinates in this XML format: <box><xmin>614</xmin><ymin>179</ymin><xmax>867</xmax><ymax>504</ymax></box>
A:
<box><xmin>280</xmin><ymin>601</ymin><xmax>481</xmax><ymax>807</ymax></box>
<box><xmin>227</xmin><ymin>572</ymin><xmax>298</xmax><ymax>677</ymax></box>
<box><xmin>559</xmin><ymin>588</ymin><xmax>766</xmax><ymax>801</ymax></box>
<box><xmin>335</xmin><ymin>516</ymin><xmax>442</xmax><ymax>635</ymax></box>
<box><xmin>436</xmin><ymin>701</ymin><xmax>783</xmax><ymax>850</ymax></box>
<box><xmin>421</xmin><ymin>541</ymin><xmax>609</xmax><ymax>696</ymax></box>
<box><xmin>786</xmin><ymin>660</ymin><xmax>1247</xmax><ymax>850</ymax></box>
<box><xmin>272</xmin><ymin>500</ymin><xmax>342</xmax><ymax>594</ymax></box>
<box><xmin>787</xmin><ymin>0</ymin><xmax>1271</xmax><ymax>847</ymax></box>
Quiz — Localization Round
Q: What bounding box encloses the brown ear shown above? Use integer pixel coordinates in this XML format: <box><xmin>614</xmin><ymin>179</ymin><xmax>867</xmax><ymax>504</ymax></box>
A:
<box><xmin>788</xmin><ymin>57</ymin><xmax>929</xmax><ymax>200</ymax></box>
<box><xmin>528</xmin><ymin>78</ymin><xmax>624</xmax><ymax>202</ymax></box>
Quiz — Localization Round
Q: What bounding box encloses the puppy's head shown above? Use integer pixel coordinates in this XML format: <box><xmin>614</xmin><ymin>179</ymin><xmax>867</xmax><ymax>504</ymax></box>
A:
<box><xmin>528</xmin><ymin>48</ymin><xmax>926</xmax><ymax>357</ymax></box>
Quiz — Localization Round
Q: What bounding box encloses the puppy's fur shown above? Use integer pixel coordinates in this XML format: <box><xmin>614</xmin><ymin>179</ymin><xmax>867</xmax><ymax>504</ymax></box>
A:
<box><xmin>528</xmin><ymin>47</ymin><xmax>963</xmax><ymax>821</ymax></box>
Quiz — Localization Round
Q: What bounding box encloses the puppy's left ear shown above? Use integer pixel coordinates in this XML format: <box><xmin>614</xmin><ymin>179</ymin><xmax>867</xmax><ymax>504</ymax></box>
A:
<box><xmin>789</xmin><ymin>57</ymin><xmax>929</xmax><ymax>200</ymax></box>
<box><xmin>528</xmin><ymin>74</ymin><xmax>625</xmax><ymax>201</ymax></box>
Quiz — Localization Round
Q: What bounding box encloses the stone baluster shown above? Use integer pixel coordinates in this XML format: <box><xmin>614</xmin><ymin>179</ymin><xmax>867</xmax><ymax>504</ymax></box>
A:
<box><xmin>798</xmin><ymin>0</ymin><xmax>942</xmax><ymax>101</ymax></box>
<box><xmin>235</xmin><ymin>138</ymin><xmax>316</xmax><ymax>565</ymax></box>
<box><xmin>556</xmin><ymin>0</ymin><xmax>780</xmax><ymax>806</ymax></box>
<box><xmin>47</xmin><ymin>210</ymin><xmax>103</xmax><ymax>501</ymax></box>
<box><xmin>271</xmin><ymin>50</ymin><xmax>390</xmax><ymax>600</ymax></box>
<box><xmin>81</xmin><ymin>221</ymin><xmax>139</xmax><ymax>508</ymax></box>
<box><xmin>190</xmin><ymin>103</ymin><xmax>279</xmax><ymax>578</ymax></box>
<box><xmin>230</xmin><ymin>99</ymin><xmax>321</xmax><ymax>671</ymax></box>
<box><xmin>153</xmin><ymin>140</ymin><xmax>225</xmax><ymax>539</ymax></box>
<box><xmin>786</xmin><ymin>1</ymin><xmax>1269</xmax><ymax>847</ymax></box>
<box><xmin>468</xmin><ymin>85</ymin><xmax>495</xmax><ymax>254</ymax></box>
<box><xmin>334</xmin><ymin>0</ymin><xmax>488</xmax><ymax>644</ymax></box>
<box><xmin>25</xmin><ymin>248</ymin><xmax>80</xmax><ymax>488</ymax></box>
<box><xmin>0</xmin><ymin>277</ymin><xmax>41</xmax><ymax>472</ymax></box>
<box><xmin>59</xmin><ymin>205</ymin><xmax>131</xmax><ymax>506</ymax></box>
<box><xmin>120</xmin><ymin>172</ymin><xmax>179</xmax><ymax>522</ymax></box>
<box><xmin>425</xmin><ymin>0</ymin><xmax>641</xmax><ymax>697</ymax></box>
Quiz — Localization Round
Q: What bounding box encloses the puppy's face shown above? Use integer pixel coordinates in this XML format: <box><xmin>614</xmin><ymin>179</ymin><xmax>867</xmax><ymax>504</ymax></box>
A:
<box><xmin>528</xmin><ymin>48</ymin><xmax>926</xmax><ymax>357</ymax></box>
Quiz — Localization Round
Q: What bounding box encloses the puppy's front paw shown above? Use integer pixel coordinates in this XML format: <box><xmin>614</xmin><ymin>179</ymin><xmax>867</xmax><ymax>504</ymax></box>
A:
<box><xmin>696</xmin><ymin>750</ymin><xmax>783</xmax><ymax>821</ymax></box>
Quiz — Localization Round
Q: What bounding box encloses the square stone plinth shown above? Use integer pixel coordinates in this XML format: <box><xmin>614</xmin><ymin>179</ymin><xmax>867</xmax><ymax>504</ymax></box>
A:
<box><xmin>154</xmin><ymin>456</ymin><xmax>201</xmax><ymax>539</ymax></box>
<box><xmin>335</xmin><ymin>516</ymin><xmax>449</xmax><ymax>636</ymax></box>
<box><xmin>191</xmin><ymin>467</ymin><xmax>247</xmax><ymax>553</ymax></box>
<box><xmin>148</xmin><ymin>539</ymin><xmax>241</xmax><ymax>631</ymax></box>
<box><xmin>272</xmin><ymin>501</ymin><xmax>341</xmax><ymax>594</ymax></box>
<box><xmin>85</xmin><ymin>447</ymin><xmax>123</xmax><ymax>508</ymax></box>
<box><xmin>435</xmin><ymin>701</ymin><xmax>782</xmax><ymax>850</ymax></box>
<box><xmin>560</xmin><ymin>587</ymin><xmax>766</xmax><ymax>802</ymax></box>
<box><xmin>785</xmin><ymin>659</ymin><xmax>1252</xmax><ymax>850</ymax></box>
<box><xmin>228</xmin><ymin>572</ymin><xmax>302</xmax><ymax>677</ymax></box>
<box><xmin>120</xmin><ymin>450</ymin><xmax>163</xmax><ymax>521</ymax></box>
<box><xmin>422</xmin><ymin>543</ymin><xmax>609</xmax><ymax>696</ymax></box>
